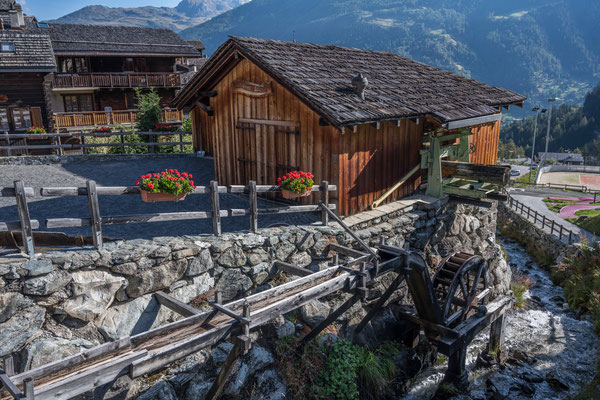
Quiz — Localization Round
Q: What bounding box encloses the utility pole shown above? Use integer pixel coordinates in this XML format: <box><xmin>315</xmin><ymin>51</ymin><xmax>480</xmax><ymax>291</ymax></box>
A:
<box><xmin>529</xmin><ymin>107</ymin><xmax>547</xmax><ymax>183</ymax></box>
<box><xmin>542</xmin><ymin>97</ymin><xmax>558</xmax><ymax>165</ymax></box>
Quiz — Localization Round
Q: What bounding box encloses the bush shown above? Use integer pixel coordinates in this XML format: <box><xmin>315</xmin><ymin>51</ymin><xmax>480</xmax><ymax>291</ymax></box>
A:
<box><xmin>135</xmin><ymin>87</ymin><xmax>162</xmax><ymax>132</ymax></box>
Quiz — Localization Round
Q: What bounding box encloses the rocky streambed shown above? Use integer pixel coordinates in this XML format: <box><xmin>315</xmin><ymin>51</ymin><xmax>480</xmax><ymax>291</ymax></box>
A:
<box><xmin>403</xmin><ymin>236</ymin><xmax>599</xmax><ymax>400</ymax></box>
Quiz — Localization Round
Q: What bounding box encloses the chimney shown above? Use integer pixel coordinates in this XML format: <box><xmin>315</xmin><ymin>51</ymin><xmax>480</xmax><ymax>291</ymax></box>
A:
<box><xmin>8</xmin><ymin>2</ymin><xmax>25</xmax><ymax>29</ymax></box>
<box><xmin>351</xmin><ymin>73</ymin><xmax>368</xmax><ymax>100</ymax></box>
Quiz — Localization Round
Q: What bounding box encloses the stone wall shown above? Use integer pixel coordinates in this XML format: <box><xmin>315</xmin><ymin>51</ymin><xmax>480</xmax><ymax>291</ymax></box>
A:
<box><xmin>0</xmin><ymin>197</ymin><xmax>511</xmax><ymax>395</ymax></box>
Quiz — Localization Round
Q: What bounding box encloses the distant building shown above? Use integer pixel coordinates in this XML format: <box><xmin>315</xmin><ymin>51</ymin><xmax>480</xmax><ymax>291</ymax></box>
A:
<box><xmin>0</xmin><ymin>0</ymin><xmax>56</xmax><ymax>131</ymax></box>
<box><xmin>537</xmin><ymin>152</ymin><xmax>584</xmax><ymax>165</ymax></box>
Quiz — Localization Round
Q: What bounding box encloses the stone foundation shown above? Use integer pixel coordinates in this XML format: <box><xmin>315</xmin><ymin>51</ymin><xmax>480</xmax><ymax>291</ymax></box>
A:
<box><xmin>0</xmin><ymin>197</ymin><xmax>511</xmax><ymax>397</ymax></box>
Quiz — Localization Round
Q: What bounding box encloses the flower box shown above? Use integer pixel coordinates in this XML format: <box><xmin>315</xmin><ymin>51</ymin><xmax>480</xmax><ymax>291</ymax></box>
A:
<box><xmin>136</xmin><ymin>169</ymin><xmax>196</xmax><ymax>203</ymax></box>
<box><xmin>140</xmin><ymin>190</ymin><xmax>187</xmax><ymax>203</ymax></box>
<box><xmin>282</xmin><ymin>189</ymin><xmax>312</xmax><ymax>199</ymax></box>
<box><xmin>26</xmin><ymin>126</ymin><xmax>47</xmax><ymax>139</ymax></box>
<box><xmin>91</xmin><ymin>126</ymin><xmax>113</xmax><ymax>137</ymax></box>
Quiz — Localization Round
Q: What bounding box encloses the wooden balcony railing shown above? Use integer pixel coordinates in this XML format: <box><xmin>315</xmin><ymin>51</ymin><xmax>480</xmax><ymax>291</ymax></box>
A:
<box><xmin>53</xmin><ymin>109</ymin><xmax>183</xmax><ymax>129</ymax></box>
<box><xmin>53</xmin><ymin>73</ymin><xmax>181</xmax><ymax>89</ymax></box>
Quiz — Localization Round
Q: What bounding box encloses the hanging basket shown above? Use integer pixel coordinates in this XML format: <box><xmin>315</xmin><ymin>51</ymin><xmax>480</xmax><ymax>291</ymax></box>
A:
<box><xmin>140</xmin><ymin>190</ymin><xmax>187</xmax><ymax>203</ymax></box>
<box><xmin>281</xmin><ymin>189</ymin><xmax>311</xmax><ymax>199</ymax></box>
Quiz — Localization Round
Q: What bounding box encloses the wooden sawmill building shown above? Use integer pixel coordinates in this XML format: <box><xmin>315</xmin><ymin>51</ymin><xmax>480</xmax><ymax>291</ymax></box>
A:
<box><xmin>175</xmin><ymin>37</ymin><xmax>526</xmax><ymax>216</ymax></box>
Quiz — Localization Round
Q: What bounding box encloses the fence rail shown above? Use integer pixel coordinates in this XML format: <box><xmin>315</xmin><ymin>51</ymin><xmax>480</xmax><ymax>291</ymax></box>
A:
<box><xmin>509</xmin><ymin>180</ymin><xmax>600</xmax><ymax>195</ymax></box>
<box><xmin>53</xmin><ymin>73</ymin><xmax>181</xmax><ymax>89</ymax></box>
<box><xmin>53</xmin><ymin>109</ymin><xmax>182</xmax><ymax>129</ymax></box>
<box><xmin>0</xmin><ymin>180</ymin><xmax>337</xmax><ymax>259</ymax></box>
<box><xmin>0</xmin><ymin>131</ymin><xmax>193</xmax><ymax>156</ymax></box>
<box><xmin>507</xmin><ymin>194</ymin><xmax>576</xmax><ymax>244</ymax></box>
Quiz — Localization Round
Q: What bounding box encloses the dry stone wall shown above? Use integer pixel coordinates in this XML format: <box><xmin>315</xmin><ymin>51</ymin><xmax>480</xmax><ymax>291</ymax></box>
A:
<box><xmin>0</xmin><ymin>198</ymin><xmax>511</xmax><ymax>381</ymax></box>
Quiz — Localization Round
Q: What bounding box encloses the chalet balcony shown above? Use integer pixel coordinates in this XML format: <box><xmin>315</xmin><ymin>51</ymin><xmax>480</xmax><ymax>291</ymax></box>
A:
<box><xmin>53</xmin><ymin>109</ymin><xmax>183</xmax><ymax>130</ymax></box>
<box><xmin>52</xmin><ymin>73</ymin><xmax>182</xmax><ymax>89</ymax></box>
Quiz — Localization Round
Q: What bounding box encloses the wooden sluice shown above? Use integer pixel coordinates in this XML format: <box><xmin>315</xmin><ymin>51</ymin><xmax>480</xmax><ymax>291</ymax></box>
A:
<box><xmin>0</xmin><ymin>204</ymin><xmax>511</xmax><ymax>400</ymax></box>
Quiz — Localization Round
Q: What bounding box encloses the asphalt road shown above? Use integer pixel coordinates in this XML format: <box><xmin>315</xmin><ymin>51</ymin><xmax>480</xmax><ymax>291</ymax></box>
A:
<box><xmin>0</xmin><ymin>156</ymin><xmax>319</xmax><ymax>240</ymax></box>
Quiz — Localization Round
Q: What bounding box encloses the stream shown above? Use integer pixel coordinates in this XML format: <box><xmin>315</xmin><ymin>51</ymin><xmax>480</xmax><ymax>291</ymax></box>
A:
<box><xmin>402</xmin><ymin>236</ymin><xmax>598</xmax><ymax>399</ymax></box>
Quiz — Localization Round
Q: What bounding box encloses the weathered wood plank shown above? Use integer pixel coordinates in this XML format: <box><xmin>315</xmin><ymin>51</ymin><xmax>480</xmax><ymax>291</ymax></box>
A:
<box><xmin>41</xmin><ymin>186</ymin><xmax>225</xmax><ymax>197</ymax></box>
<box><xmin>441</xmin><ymin>161</ymin><xmax>510</xmax><ymax>186</ymax></box>
<box><xmin>300</xmin><ymin>294</ymin><xmax>360</xmax><ymax>346</ymax></box>
<box><xmin>329</xmin><ymin>243</ymin><xmax>367</xmax><ymax>259</ymax></box>
<box><xmin>0</xmin><ymin>372</ymin><xmax>23</xmax><ymax>399</ymax></box>
<box><xmin>155</xmin><ymin>291</ymin><xmax>201</xmax><ymax>318</ymax></box>
<box><xmin>238</xmin><ymin>118</ymin><xmax>299</xmax><ymax>127</ymax></box>
<box><xmin>274</xmin><ymin>260</ymin><xmax>314</xmax><ymax>277</ymax></box>
<box><xmin>86</xmin><ymin>180</ymin><xmax>103</xmax><ymax>249</ymax></box>
<box><xmin>205</xmin><ymin>337</ymin><xmax>247</xmax><ymax>400</ymax></box>
<box><xmin>227</xmin><ymin>184</ymin><xmax>336</xmax><ymax>193</ymax></box>
<box><xmin>0</xmin><ymin>220</ymin><xmax>40</xmax><ymax>231</ymax></box>
<box><xmin>0</xmin><ymin>187</ymin><xmax>35</xmax><ymax>198</ymax></box>
<box><xmin>210</xmin><ymin>181</ymin><xmax>222</xmax><ymax>236</ymax></box>
<box><xmin>14</xmin><ymin>181</ymin><xmax>34</xmax><ymax>258</ymax></box>
<box><xmin>46</xmin><ymin>210</ymin><xmax>229</xmax><ymax>228</ymax></box>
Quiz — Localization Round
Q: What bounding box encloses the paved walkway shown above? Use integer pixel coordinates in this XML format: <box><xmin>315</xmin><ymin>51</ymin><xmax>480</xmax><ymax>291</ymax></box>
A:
<box><xmin>507</xmin><ymin>187</ymin><xmax>598</xmax><ymax>242</ymax></box>
<box><xmin>0</xmin><ymin>156</ymin><xmax>318</xmax><ymax>241</ymax></box>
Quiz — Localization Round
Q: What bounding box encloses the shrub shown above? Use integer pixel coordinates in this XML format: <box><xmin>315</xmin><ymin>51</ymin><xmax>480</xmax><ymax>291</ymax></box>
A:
<box><xmin>510</xmin><ymin>273</ymin><xmax>532</xmax><ymax>308</ymax></box>
<box><xmin>135</xmin><ymin>87</ymin><xmax>162</xmax><ymax>132</ymax></box>
<box><xmin>312</xmin><ymin>339</ymin><xmax>360</xmax><ymax>399</ymax></box>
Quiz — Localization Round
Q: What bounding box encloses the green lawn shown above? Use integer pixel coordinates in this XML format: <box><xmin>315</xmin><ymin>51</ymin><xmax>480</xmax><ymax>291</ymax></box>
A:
<box><xmin>543</xmin><ymin>197</ymin><xmax>600</xmax><ymax>235</ymax></box>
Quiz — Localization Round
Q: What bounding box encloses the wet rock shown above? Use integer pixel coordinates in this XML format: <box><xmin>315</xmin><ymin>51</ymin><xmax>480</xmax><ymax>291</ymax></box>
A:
<box><xmin>215</xmin><ymin>269</ymin><xmax>252</xmax><ymax>301</ymax></box>
<box><xmin>60</xmin><ymin>270</ymin><xmax>126</xmax><ymax>322</ymax></box>
<box><xmin>24</xmin><ymin>337</ymin><xmax>95</xmax><ymax>369</ymax></box>
<box><xmin>300</xmin><ymin>300</ymin><xmax>331</xmax><ymax>328</ymax></box>
<box><xmin>138</xmin><ymin>380</ymin><xmax>178</xmax><ymax>400</ymax></box>
<box><xmin>21</xmin><ymin>260</ymin><xmax>54</xmax><ymax>276</ymax></box>
<box><xmin>0</xmin><ymin>303</ymin><xmax>45</xmax><ymax>357</ymax></box>
<box><xmin>23</xmin><ymin>270</ymin><xmax>71</xmax><ymax>296</ymax></box>
<box><xmin>187</xmin><ymin>249</ymin><xmax>213</xmax><ymax>276</ymax></box>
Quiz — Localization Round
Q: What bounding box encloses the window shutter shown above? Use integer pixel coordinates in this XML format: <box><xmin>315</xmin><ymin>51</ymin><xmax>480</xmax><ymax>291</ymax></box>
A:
<box><xmin>30</xmin><ymin>107</ymin><xmax>43</xmax><ymax>127</ymax></box>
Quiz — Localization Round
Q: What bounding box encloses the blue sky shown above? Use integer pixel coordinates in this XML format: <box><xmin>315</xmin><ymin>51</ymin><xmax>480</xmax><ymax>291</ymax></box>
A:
<box><xmin>22</xmin><ymin>0</ymin><xmax>181</xmax><ymax>21</ymax></box>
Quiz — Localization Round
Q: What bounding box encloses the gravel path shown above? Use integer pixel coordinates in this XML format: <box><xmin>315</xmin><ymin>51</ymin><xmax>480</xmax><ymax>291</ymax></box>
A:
<box><xmin>0</xmin><ymin>156</ymin><xmax>319</xmax><ymax>240</ymax></box>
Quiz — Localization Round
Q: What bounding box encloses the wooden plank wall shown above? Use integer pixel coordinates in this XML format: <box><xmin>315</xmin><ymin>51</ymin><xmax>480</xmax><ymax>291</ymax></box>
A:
<box><xmin>0</xmin><ymin>72</ymin><xmax>50</xmax><ymax>128</ymax></box>
<box><xmin>338</xmin><ymin>120</ymin><xmax>422</xmax><ymax>216</ymax></box>
<box><xmin>200</xmin><ymin>58</ymin><xmax>339</xmax><ymax>203</ymax></box>
<box><xmin>470</xmin><ymin>120</ymin><xmax>501</xmax><ymax>166</ymax></box>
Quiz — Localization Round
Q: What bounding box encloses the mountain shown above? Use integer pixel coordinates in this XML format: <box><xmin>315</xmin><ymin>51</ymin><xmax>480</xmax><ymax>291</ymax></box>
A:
<box><xmin>50</xmin><ymin>0</ymin><xmax>250</xmax><ymax>32</ymax></box>
<box><xmin>500</xmin><ymin>82</ymin><xmax>600</xmax><ymax>157</ymax></box>
<box><xmin>179</xmin><ymin>0</ymin><xmax>600</xmax><ymax>113</ymax></box>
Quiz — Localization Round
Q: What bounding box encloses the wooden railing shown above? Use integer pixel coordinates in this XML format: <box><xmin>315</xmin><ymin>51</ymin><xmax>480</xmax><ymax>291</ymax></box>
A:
<box><xmin>53</xmin><ymin>73</ymin><xmax>181</xmax><ymax>89</ymax></box>
<box><xmin>53</xmin><ymin>109</ymin><xmax>183</xmax><ymax>129</ymax></box>
<box><xmin>0</xmin><ymin>180</ymin><xmax>336</xmax><ymax>258</ymax></box>
<box><xmin>0</xmin><ymin>131</ymin><xmax>192</xmax><ymax>156</ymax></box>
<box><xmin>506</xmin><ymin>194</ymin><xmax>577</xmax><ymax>244</ymax></box>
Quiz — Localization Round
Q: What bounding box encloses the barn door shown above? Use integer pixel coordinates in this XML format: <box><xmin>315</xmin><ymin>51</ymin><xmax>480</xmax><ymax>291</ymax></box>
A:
<box><xmin>235</xmin><ymin>118</ymin><xmax>300</xmax><ymax>185</ymax></box>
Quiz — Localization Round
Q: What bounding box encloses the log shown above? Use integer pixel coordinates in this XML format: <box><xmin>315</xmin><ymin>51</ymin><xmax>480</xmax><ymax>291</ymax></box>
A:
<box><xmin>441</xmin><ymin>161</ymin><xmax>510</xmax><ymax>186</ymax></box>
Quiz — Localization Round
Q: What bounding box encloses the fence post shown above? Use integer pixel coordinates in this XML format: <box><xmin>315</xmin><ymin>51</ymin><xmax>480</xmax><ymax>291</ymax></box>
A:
<box><xmin>179</xmin><ymin>131</ymin><xmax>184</xmax><ymax>153</ymax></box>
<box><xmin>551</xmin><ymin>220</ymin><xmax>555</xmax><ymax>235</ymax></box>
<box><xmin>81</xmin><ymin>134</ymin><xmax>88</xmax><ymax>155</ymax></box>
<box><xmin>534</xmin><ymin>210</ymin><xmax>538</xmax><ymax>224</ymax></box>
<box><xmin>4</xmin><ymin>131</ymin><xmax>11</xmax><ymax>156</ymax></box>
<box><xmin>569</xmin><ymin>231</ymin><xmax>573</xmax><ymax>244</ymax></box>
<box><xmin>320</xmin><ymin>181</ymin><xmax>329</xmax><ymax>226</ymax></box>
<box><xmin>542</xmin><ymin>215</ymin><xmax>546</xmax><ymax>229</ymax></box>
<box><xmin>86</xmin><ymin>180</ymin><xmax>103</xmax><ymax>249</ymax></box>
<box><xmin>559</xmin><ymin>224</ymin><xmax>564</xmax><ymax>241</ymax></box>
<box><xmin>14</xmin><ymin>180</ymin><xmax>35</xmax><ymax>259</ymax></box>
<box><xmin>526</xmin><ymin>206</ymin><xmax>531</xmax><ymax>220</ymax></box>
<box><xmin>249</xmin><ymin>181</ymin><xmax>258</xmax><ymax>233</ymax></box>
<box><xmin>120</xmin><ymin>133</ymin><xmax>126</xmax><ymax>154</ymax></box>
<box><xmin>24</xmin><ymin>377</ymin><xmax>34</xmax><ymax>400</ymax></box>
<box><xmin>3</xmin><ymin>355</ymin><xmax>14</xmax><ymax>376</ymax></box>
<box><xmin>595</xmin><ymin>192</ymin><xmax>597</xmax><ymax>204</ymax></box>
<box><xmin>210</xmin><ymin>181</ymin><xmax>222</xmax><ymax>236</ymax></box>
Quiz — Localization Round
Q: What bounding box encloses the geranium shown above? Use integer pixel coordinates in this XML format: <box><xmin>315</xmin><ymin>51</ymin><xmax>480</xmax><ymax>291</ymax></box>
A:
<box><xmin>153</xmin><ymin>123</ymin><xmax>178</xmax><ymax>132</ymax></box>
<box><xmin>137</xmin><ymin>169</ymin><xmax>196</xmax><ymax>195</ymax></box>
<box><xmin>91</xmin><ymin>126</ymin><xmax>112</xmax><ymax>133</ymax></box>
<box><xmin>26</xmin><ymin>126</ymin><xmax>46</xmax><ymax>134</ymax></box>
<box><xmin>277</xmin><ymin>170</ymin><xmax>315</xmax><ymax>194</ymax></box>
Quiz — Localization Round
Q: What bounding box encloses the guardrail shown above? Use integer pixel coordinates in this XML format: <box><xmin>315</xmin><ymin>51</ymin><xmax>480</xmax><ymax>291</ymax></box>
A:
<box><xmin>53</xmin><ymin>109</ymin><xmax>182</xmax><ymax>129</ymax></box>
<box><xmin>0</xmin><ymin>180</ymin><xmax>336</xmax><ymax>259</ymax></box>
<box><xmin>0</xmin><ymin>131</ymin><xmax>192</xmax><ymax>156</ymax></box>
<box><xmin>506</xmin><ymin>194</ymin><xmax>577</xmax><ymax>244</ymax></box>
<box><xmin>509</xmin><ymin>180</ymin><xmax>600</xmax><ymax>196</ymax></box>
<box><xmin>53</xmin><ymin>73</ymin><xmax>181</xmax><ymax>89</ymax></box>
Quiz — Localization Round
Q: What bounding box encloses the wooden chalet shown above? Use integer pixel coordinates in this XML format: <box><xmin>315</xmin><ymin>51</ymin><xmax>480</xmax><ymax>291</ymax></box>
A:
<box><xmin>45</xmin><ymin>23</ymin><xmax>203</xmax><ymax>130</ymax></box>
<box><xmin>0</xmin><ymin>0</ymin><xmax>55</xmax><ymax>132</ymax></box>
<box><xmin>176</xmin><ymin>37</ymin><xmax>526</xmax><ymax>216</ymax></box>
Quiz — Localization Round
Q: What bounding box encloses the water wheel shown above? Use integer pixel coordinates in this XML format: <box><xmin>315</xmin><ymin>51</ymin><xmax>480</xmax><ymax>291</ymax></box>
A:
<box><xmin>432</xmin><ymin>252</ymin><xmax>490</xmax><ymax>328</ymax></box>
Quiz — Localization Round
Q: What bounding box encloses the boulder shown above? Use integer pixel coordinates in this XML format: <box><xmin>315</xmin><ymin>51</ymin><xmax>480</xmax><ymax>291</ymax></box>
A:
<box><xmin>61</xmin><ymin>270</ymin><xmax>126</xmax><ymax>322</ymax></box>
<box><xmin>187</xmin><ymin>249</ymin><xmax>214</xmax><ymax>276</ymax></box>
<box><xmin>21</xmin><ymin>260</ymin><xmax>54</xmax><ymax>277</ymax></box>
<box><xmin>22</xmin><ymin>270</ymin><xmax>71</xmax><ymax>296</ymax></box>
<box><xmin>0</xmin><ymin>304</ymin><xmax>45</xmax><ymax>357</ymax></box>
<box><xmin>97</xmin><ymin>294</ymin><xmax>176</xmax><ymax>341</ymax></box>
<box><xmin>215</xmin><ymin>269</ymin><xmax>252</xmax><ymax>301</ymax></box>
<box><xmin>170</xmin><ymin>273</ymin><xmax>214</xmax><ymax>303</ymax></box>
<box><xmin>138</xmin><ymin>380</ymin><xmax>178</xmax><ymax>400</ymax></box>
<box><xmin>224</xmin><ymin>345</ymin><xmax>275</xmax><ymax>397</ymax></box>
<box><xmin>126</xmin><ymin>260</ymin><xmax>187</xmax><ymax>298</ymax></box>
<box><xmin>24</xmin><ymin>337</ymin><xmax>95</xmax><ymax>369</ymax></box>
<box><xmin>300</xmin><ymin>300</ymin><xmax>331</xmax><ymax>328</ymax></box>
<box><xmin>217</xmin><ymin>245</ymin><xmax>247</xmax><ymax>268</ymax></box>
<box><xmin>0</xmin><ymin>292</ymin><xmax>33</xmax><ymax>323</ymax></box>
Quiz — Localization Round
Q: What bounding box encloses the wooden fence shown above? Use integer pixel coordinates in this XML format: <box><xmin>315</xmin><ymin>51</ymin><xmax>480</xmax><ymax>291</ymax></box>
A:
<box><xmin>53</xmin><ymin>73</ymin><xmax>181</xmax><ymax>89</ymax></box>
<box><xmin>509</xmin><ymin>180</ymin><xmax>597</xmax><ymax>194</ymax></box>
<box><xmin>507</xmin><ymin>194</ymin><xmax>577</xmax><ymax>244</ymax></box>
<box><xmin>0</xmin><ymin>131</ymin><xmax>192</xmax><ymax>156</ymax></box>
<box><xmin>0</xmin><ymin>180</ymin><xmax>336</xmax><ymax>259</ymax></box>
<box><xmin>53</xmin><ymin>109</ymin><xmax>182</xmax><ymax>129</ymax></box>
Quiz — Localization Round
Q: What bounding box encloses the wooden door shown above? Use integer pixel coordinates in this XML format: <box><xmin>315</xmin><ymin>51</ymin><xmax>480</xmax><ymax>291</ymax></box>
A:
<box><xmin>30</xmin><ymin>107</ymin><xmax>43</xmax><ymax>127</ymax></box>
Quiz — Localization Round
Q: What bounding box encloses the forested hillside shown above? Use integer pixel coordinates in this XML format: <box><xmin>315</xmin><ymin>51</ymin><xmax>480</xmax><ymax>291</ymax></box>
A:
<box><xmin>180</xmin><ymin>0</ymin><xmax>600</xmax><ymax>112</ymax></box>
<box><xmin>500</xmin><ymin>82</ymin><xmax>600</xmax><ymax>158</ymax></box>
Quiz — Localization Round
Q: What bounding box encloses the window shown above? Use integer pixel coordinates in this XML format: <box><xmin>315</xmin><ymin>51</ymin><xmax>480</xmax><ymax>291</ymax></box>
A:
<box><xmin>0</xmin><ymin>43</ymin><xmax>15</xmax><ymax>53</ymax></box>
<box><xmin>37</xmin><ymin>22</ymin><xmax>49</xmax><ymax>28</ymax></box>
<box><xmin>0</xmin><ymin>109</ymin><xmax>9</xmax><ymax>131</ymax></box>
<box><xmin>64</xmin><ymin>95</ymin><xmax>93</xmax><ymax>112</ymax></box>
<box><xmin>59</xmin><ymin>57</ymin><xmax>88</xmax><ymax>73</ymax></box>
<box><xmin>11</xmin><ymin>108</ymin><xmax>32</xmax><ymax>129</ymax></box>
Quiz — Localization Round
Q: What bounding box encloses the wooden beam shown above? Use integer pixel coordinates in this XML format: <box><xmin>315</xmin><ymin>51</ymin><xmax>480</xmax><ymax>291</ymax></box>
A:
<box><xmin>300</xmin><ymin>294</ymin><xmax>360</xmax><ymax>347</ymax></box>
<box><xmin>0</xmin><ymin>372</ymin><xmax>23</xmax><ymax>399</ymax></box>
<box><xmin>328</xmin><ymin>243</ymin><xmax>367</xmax><ymax>259</ymax></box>
<box><xmin>155</xmin><ymin>291</ymin><xmax>201</xmax><ymax>317</ymax></box>
<box><xmin>238</xmin><ymin>118</ymin><xmax>299</xmax><ymax>128</ymax></box>
<box><xmin>205</xmin><ymin>337</ymin><xmax>248</xmax><ymax>400</ymax></box>
<box><xmin>274</xmin><ymin>260</ymin><xmax>314</xmax><ymax>277</ymax></box>
<box><xmin>195</xmin><ymin>101</ymin><xmax>214</xmax><ymax>116</ymax></box>
<box><xmin>441</xmin><ymin>161</ymin><xmax>510</xmax><ymax>186</ymax></box>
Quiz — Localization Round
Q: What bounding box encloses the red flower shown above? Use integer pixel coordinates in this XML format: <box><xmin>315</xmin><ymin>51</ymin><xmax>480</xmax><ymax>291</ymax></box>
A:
<box><xmin>161</xmin><ymin>171</ymin><xmax>166</xmax><ymax>176</ymax></box>
<box><xmin>135</xmin><ymin>180</ymin><xmax>140</xmax><ymax>185</ymax></box>
<box><xmin>189</xmin><ymin>180</ymin><xmax>194</xmax><ymax>185</ymax></box>
<box><xmin>148</xmin><ymin>183</ymin><xmax>154</xmax><ymax>189</ymax></box>
<box><xmin>179</xmin><ymin>177</ymin><xmax>184</xmax><ymax>181</ymax></box>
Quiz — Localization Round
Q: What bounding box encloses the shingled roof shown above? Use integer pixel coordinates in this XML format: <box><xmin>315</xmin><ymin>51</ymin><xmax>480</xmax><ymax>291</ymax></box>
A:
<box><xmin>0</xmin><ymin>15</ymin><xmax>55</xmax><ymax>72</ymax></box>
<box><xmin>47</xmin><ymin>23</ymin><xmax>201</xmax><ymax>57</ymax></box>
<box><xmin>176</xmin><ymin>37</ymin><xmax>526</xmax><ymax>126</ymax></box>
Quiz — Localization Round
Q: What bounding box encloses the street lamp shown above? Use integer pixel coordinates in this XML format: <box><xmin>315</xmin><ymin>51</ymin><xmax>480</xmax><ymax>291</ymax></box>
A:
<box><xmin>542</xmin><ymin>97</ymin><xmax>559</xmax><ymax>165</ymax></box>
<box><xmin>529</xmin><ymin>107</ymin><xmax>547</xmax><ymax>183</ymax></box>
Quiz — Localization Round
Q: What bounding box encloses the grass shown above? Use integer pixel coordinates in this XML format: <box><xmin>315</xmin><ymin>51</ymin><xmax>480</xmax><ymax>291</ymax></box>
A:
<box><xmin>578</xmin><ymin>215</ymin><xmax>600</xmax><ymax>236</ymax></box>
<box><xmin>541</xmin><ymin>198</ymin><xmax>600</xmax><ymax>235</ymax></box>
<box><xmin>515</xmin><ymin>169</ymin><xmax>537</xmax><ymax>184</ymax></box>
<box><xmin>510</xmin><ymin>273</ymin><xmax>533</xmax><ymax>308</ymax></box>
